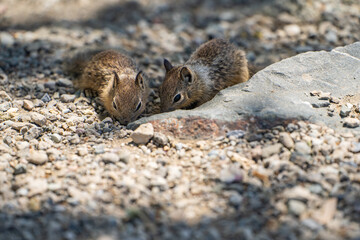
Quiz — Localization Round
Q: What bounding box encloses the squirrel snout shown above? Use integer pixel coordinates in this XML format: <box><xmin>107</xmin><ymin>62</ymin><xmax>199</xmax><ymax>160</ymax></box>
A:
<box><xmin>116</xmin><ymin>117</ymin><xmax>130</xmax><ymax>125</ymax></box>
<box><xmin>161</xmin><ymin>106</ymin><xmax>175</xmax><ymax>113</ymax></box>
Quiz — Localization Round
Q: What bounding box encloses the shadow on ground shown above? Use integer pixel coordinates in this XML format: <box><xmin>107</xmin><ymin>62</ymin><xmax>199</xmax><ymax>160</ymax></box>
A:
<box><xmin>1</xmin><ymin>160</ymin><xmax>359</xmax><ymax>240</ymax></box>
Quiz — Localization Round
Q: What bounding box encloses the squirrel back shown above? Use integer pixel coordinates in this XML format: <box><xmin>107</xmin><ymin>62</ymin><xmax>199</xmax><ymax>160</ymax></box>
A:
<box><xmin>160</xmin><ymin>39</ymin><xmax>249</xmax><ymax>112</ymax></box>
<box><xmin>63</xmin><ymin>48</ymin><xmax>105</xmax><ymax>79</ymax></box>
<box><xmin>64</xmin><ymin>49</ymin><xmax>149</xmax><ymax>125</ymax></box>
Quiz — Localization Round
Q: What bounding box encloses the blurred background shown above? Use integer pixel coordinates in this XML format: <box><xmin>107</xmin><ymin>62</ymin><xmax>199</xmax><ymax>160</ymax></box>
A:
<box><xmin>0</xmin><ymin>0</ymin><xmax>359</xmax><ymax>89</ymax></box>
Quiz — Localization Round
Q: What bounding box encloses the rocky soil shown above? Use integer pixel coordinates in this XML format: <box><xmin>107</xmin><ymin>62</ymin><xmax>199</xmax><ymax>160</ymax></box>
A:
<box><xmin>0</xmin><ymin>0</ymin><xmax>360</xmax><ymax>240</ymax></box>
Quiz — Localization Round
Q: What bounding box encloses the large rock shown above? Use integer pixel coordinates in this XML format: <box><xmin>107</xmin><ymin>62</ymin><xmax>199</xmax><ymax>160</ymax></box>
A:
<box><xmin>129</xmin><ymin>42</ymin><xmax>360</xmax><ymax>138</ymax></box>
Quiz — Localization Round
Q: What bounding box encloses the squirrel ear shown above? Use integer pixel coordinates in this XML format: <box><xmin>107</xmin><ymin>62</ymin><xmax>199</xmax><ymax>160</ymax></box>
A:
<box><xmin>164</xmin><ymin>59</ymin><xmax>173</xmax><ymax>72</ymax></box>
<box><xmin>113</xmin><ymin>71</ymin><xmax>120</xmax><ymax>89</ymax></box>
<box><xmin>180</xmin><ymin>67</ymin><xmax>192</xmax><ymax>84</ymax></box>
<box><xmin>135</xmin><ymin>71</ymin><xmax>145</xmax><ymax>89</ymax></box>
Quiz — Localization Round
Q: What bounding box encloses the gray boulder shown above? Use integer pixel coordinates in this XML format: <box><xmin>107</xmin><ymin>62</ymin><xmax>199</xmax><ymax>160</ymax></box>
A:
<box><xmin>129</xmin><ymin>42</ymin><xmax>360</xmax><ymax>138</ymax></box>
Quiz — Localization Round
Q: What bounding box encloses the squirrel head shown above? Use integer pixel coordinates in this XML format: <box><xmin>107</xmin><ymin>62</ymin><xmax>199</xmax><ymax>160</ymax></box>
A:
<box><xmin>102</xmin><ymin>70</ymin><xmax>148</xmax><ymax>124</ymax></box>
<box><xmin>160</xmin><ymin>59</ymin><xmax>199</xmax><ymax>112</ymax></box>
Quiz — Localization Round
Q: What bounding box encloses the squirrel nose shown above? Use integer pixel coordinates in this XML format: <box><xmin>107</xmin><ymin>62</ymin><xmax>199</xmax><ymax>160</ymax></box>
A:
<box><xmin>116</xmin><ymin>117</ymin><xmax>129</xmax><ymax>125</ymax></box>
<box><xmin>161</xmin><ymin>106</ymin><xmax>174</xmax><ymax>113</ymax></box>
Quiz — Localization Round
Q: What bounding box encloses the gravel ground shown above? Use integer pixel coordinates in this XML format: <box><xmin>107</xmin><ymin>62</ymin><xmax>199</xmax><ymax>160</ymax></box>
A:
<box><xmin>0</xmin><ymin>0</ymin><xmax>360</xmax><ymax>239</ymax></box>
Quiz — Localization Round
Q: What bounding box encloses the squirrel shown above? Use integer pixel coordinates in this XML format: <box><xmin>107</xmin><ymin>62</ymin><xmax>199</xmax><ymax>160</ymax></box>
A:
<box><xmin>159</xmin><ymin>38</ymin><xmax>249</xmax><ymax>112</ymax></box>
<box><xmin>65</xmin><ymin>50</ymin><xmax>149</xmax><ymax>125</ymax></box>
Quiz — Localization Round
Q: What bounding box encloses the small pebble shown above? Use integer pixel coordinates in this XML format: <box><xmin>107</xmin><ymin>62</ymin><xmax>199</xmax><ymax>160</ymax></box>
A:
<box><xmin>318</xmin><ymin>92</ymin><xmax>331</xmax><ymax>100</ymax></box>
<box><xmin>261</xmin><ymin>143</ymin><xmax>282</xmax><ymax>158</ymax></box>
<box><xmin>44</xmin><ymin>81</ymin><xmax>57</xmax><ymax>90</ymax></box>
<box><xmin>23</xmin><ymin>127</ymin><xmax>42</xmax><ymax>141</ymax></box>
<box><xmin>0</xmin><ymin>32</ymin><xmax>15</xmax><ymax>46</ymax></box>
<box><xmin>284</xmin><ymin>24</ymin><xmax>301</xmax><ymax>36</ymax></box>
<box><xmin>325</xmin><ymin>30</ymin><xmax>338</xmax><ymax>43</ymax></box>
<box><xmin>226</xmin><ymin>130</ymin><xmax>245</xmax><ymax>139</ymax></box>
<box><xmin>167</xmin><ymin>166</ymin><xmax>182</xmax><ymax>181</ymax></box>
<box><xmin>229</xmin><ymin>192</ymin><xmax>243</xmax><ymax>207</ymax></box>
<box><xmin>208</xmin><ymin>150</ymin><xmax>219</xmax><ymax>157</ymax></box>
<box><xmin>30</xmin><ymin>112</ymin><xmax>47</xmax><ymax>126</ymax></box>
<box><xmin>0</xmin><ymin>91</ymin><xmax>12</xmax><ymax>101</ymax></box>
<box><xmin>0</xmin><ymin>102</ymin><xmax>12</xmax><ymax>112</ymax></box>
<box><xmin>78</xmin><ymin>147</ymin><xmax>89</xmax><ymax>156</ymax></box>
<box><xmin>102</xmin><ymin>117</ymin><xmax>113</xmax><ymax>124</ymax></box>
<box><xmin>350</xmin><ymin>142</ymin><xmax>360</xmax><ymax>153</ymax></box>
<box><xmin>340</xmin><ymin>105</ymin><xmax>351</xmax><ymax>118</ymax></box>
<box><xmin>175</xmin><ymin>143</ymin><xmax>183</xmax><ymax>151</ymax></box>
<box><xmin>343</xmin><ymin>118</ymin><xmax>360</xmax><ymax>128</ymax></box>
<box><xmin>13</xmin><ymin>164</ymin><xmax>27</xmax><ymax>175</ymax></box>
<box><xmin>94</xmin><ymin>145</ymin><xmax>105</xmax><ymax>154</ymax></box>
<box><xmin>330</xmin><ymin>97</ymin><xmax>340</xmax><ymax>104</ymax></box>
<box><xmin>302</xmin><ymin>218</ymin><xmax>323</xmax><ymax>231</ymax></box>
<box><xmin>130</xmin><ymin>123</ymin><xmax>154</xmax><ymax>144</ymax></box>
<box><xmin>220</xmin><ymin>167</ymin><xmax>243</xmax><ymax>184</ymax></box>
<box><xmin>69</xmin><ymin>135</ymin><xmax>81</xmax><ymax>144</ymax></box>
<box><xmin>28</xmin><ymin>150</ymin><xmax>49</xmax><ymax>165</ymax></box>
<box><xmin>153</xmin><ymin>132</ymin><xmax>169</xmax><ymax>146</ymax></box>
<box><xmin>294</xmin><ymin>141</ymin><xmax>311</xmax><ymax>155</ymax></box>
<box><xmin>118</xmin><ymin>151</ymin><xmax>131</xmax><ymax>164</ymax></box>
<box><xmin>288</xmin><ymin>199</ymin><xmax>306</xmax><ymax>216</ymax></box>
<box><xmin>41</xmin><ymin>93</ymin><xmax>51</xmax><ymax>103</ymax></box>
<box><xmin>312</xmin><ymin>102</ymin><xmax>330</xmax><ymax>108</ymax></box>
<box><xmin>56</xmin><ymin>78</ymin><xmax>73</xmax><ymax>87</ymax></box>
<box><xmin>60</xmin><ymin>94</ymin><xmax>76</xmax><ymax>103</ymax></box>
<box><xmin>16</xmin><ymin>141</ymin><xmax>30</xmax><ymax>150</ymax></box>
<box><xmin>28</xmin><ymin>178</ymin><xmax>48</xmax><ymax>197</ymax></box>
<box><xmin>279</xmin><ymin>132</ymin><xmax>294</xmax><ymax>149</ymax></box>
<box><xmin>3</xmin><ymin>135</ymin><xmax>12</xmax><ymax>145</ymax></box>
<box><xmin>286</xmin><ymin>123</ymin><xmax>298</xmax><ymax>132</ymax></box>
<box><xmin>23</xmin><ymin>100</ymin><xmax>34</xmax><ymax>111</ymax></box>
<box><xmin>101</xmin><ymin>153</ymin><xmax>120</xmax><ymax>164</ymax></box>
<box><xmin>50</xmin><ymin>133</ymin><xmax>62</xmax><ymax>143</ymax></box>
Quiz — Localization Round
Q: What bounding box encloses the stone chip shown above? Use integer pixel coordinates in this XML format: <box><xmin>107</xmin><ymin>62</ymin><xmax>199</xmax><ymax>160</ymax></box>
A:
<box><xmin>30</xmin><ymin>112</ymin><xmax>47</xmax><ymax>126</ymax></box>
<box><xmin>23</xmin><ymin>100</ymin><xmax>34</xmax><ymax>111</ymax></box>
<box><xmin>28</xmin><ymin>150</ymin><xmax>48</xmax><ymax>165</ymax></box>
<box><xmin>279</xmin><ymin>132</ymin><xmax>294</xmax><ymax>149</ymax></box>
<box><xmin>130</xmin><ymin>123</ymin><xmax>154</xmax><ymax>144</ymax></box>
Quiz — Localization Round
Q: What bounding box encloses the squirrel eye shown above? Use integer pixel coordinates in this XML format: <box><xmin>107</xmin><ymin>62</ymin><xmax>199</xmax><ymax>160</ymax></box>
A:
<box><xmin>135</xmin><ymin>101</ymin><xmax>142</xmax><ymax>112</ymax></box>
<box><xmin>173</xmin><ymin>93</ymin><xmax>181</xmax><ymax>103</ymax></box>
<box><xmin>112</xmin><ymin>100</ymin><xmax>118</xmax><ymax>110</ymax></box>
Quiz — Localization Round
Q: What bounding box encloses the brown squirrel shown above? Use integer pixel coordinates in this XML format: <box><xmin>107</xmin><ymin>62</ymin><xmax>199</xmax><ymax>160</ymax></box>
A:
<box><xmin>159</xmin><ymin>39</ymin><xmax>249</xmax><ymax>112</ymax></box>
<box><xmin>66</xmin><ymin>50</ymin><xmax>149</xmax><ymax>124</ymax></box>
